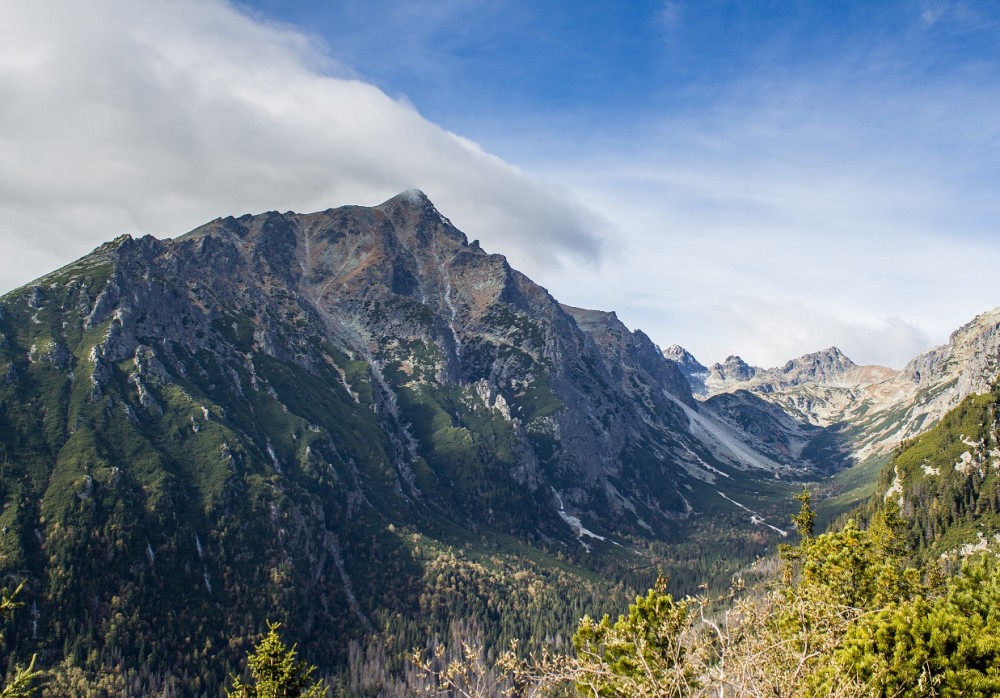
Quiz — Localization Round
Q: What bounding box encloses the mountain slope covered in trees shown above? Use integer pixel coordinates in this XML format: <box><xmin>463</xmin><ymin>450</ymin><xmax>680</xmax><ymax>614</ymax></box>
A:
<box><xmin>1</xmin><ymin>191</ymin><xmax>998</xmax><ymax>694</ymax></box>
<box><xmin>403</xmin><ymin>385</ymin><xmax>1000</xmax><ymax>697</ymax></box>
<box><xmin>0</xmin><ymin>192</ymin><xmax>818</xmax><ymax>694</ymax></box>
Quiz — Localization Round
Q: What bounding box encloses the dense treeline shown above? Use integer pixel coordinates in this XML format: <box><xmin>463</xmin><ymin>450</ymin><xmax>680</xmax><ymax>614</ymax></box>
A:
<box><xmin>211</xmin><ymin>492</ymin><xmax>1000</xmax><ymax>697</ymax></box>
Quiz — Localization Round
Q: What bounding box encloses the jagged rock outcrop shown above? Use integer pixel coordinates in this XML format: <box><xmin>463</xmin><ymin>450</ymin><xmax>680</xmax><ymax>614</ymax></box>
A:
<box><xmin>663</xmin><ymin>344</ymin><xmax>710</xmax><ymax>396</ymax></box>
<box><xmin>905</xmin><ymin>307</ymin><xmax>1000</xmax><ymax>403</ymax></box>
<box><xmin>711</xmin><ymin>355</ymin><xmax>758</xmax><ymax>386</ymax></box>
<box><xmin>667</xmin><ymin>311</ymin><xmax>1000</xmax><ymax>462</ymax></box>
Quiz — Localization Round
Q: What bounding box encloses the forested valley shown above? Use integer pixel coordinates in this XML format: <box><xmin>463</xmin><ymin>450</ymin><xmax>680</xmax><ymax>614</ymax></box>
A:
<box><xmin>7</xmin><ymin>386</ymin><xmax>1000</xmax><ymax>696</ymax></box>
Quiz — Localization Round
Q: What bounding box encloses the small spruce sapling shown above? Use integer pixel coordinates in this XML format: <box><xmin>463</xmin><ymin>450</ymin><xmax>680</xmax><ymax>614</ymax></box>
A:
<box><xmin>227</xmin><ymin>621</ymin><xmax>326</xmax><ymax>698</ymax></box>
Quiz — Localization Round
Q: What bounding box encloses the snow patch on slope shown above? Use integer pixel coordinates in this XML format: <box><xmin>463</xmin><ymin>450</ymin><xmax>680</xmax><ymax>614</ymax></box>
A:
<box><xmin>717</xmin><ymin>492</ymin><xmax>789</xmax><ymax>537</ymax></box>
<box><xmin>552</xmin><ymin>488</ymin><xmax>616</xmax><ymax>552</ymax></box>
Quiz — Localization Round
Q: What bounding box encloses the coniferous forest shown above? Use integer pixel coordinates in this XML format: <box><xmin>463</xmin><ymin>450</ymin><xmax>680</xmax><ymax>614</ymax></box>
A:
<box><xmin>6</xmin><ymin>385</ymin><xmax>1000</xmax><ymax>694</ymax></box>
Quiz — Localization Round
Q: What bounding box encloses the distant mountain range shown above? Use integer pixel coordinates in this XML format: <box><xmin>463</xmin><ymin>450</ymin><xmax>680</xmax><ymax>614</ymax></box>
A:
<box><xmin>665</xmin><ymin>307</ymin><xmax>1000</xmax><ymax>461</ymax></box>
<box><xmin>1</xmin><ymin>190</ymin><xmax>998</xmax><ymax>691</ymax></box>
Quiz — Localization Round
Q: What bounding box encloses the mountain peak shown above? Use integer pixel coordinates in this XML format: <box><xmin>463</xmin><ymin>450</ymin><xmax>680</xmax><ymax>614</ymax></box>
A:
<box><xmin>781</xmin><ymin>346</ymin><xmax>855</xmax><ymax>375</ymax></box>
<box><xmin>713</xmin><ymin>355</ymin><xmax>756</xmax><ymax>382</ymax></box>
<box><xmin>372</xmin><ymin>189</ymin><xmax>467</xmax><ymax>245</ymax></box>
<box><xmin>381</xmin><ymin>188</ymin><xmax>430</xmax><ymax>206</ymax></box>
<box><xmin>664</xmin><ymin>344</ymin><xmax>699</xmax><ymax>365</ymax></box>
<box><xmin>376</xmin><ymin>188</ymin><xmax>441</xmax><ymax>216</ymax></box>
<box><xmin>815</xmin><ymin>346</ymin><xmax>851</xmax><ymax>362</ymax></box>
<box><xmin>663</xmin><ymin>345</ymin><xmax>709</xmax><ymax>396</ymax></box>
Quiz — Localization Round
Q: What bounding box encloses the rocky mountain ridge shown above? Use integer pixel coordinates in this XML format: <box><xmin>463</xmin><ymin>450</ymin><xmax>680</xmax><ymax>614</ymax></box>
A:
<box><xmin>666</xmin><ymin>306</ymin><xmax>1000</xmax><ymax>460</ymax></box>
<box><xmin>4</xmin><ymin>189</ymin><xmax>995</xmax><ymax>691</ymax></box>
<box><xmin>0</xmin><ymin>191</ymin><xmax>824</xmax><ymax>689</ymax></box>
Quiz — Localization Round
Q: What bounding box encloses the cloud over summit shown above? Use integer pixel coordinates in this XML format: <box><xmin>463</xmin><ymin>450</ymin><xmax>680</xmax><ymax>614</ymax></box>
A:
<box><xmin>0</xmin><ymin>0</ymin><xmax>604</xmax><ymax>293</ymax></box>
<box><xmin>5</xmin><ymin>0</ymin><xmax>1000</xmax><ymax>370</ymax></box>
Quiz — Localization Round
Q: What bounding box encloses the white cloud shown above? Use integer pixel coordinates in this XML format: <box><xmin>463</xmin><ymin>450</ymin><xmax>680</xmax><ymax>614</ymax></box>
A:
<box><xmin>0</xmin><ymin>0</ymin><xmax>604</xmax><ymax>294</ymax></box>
<box><xmin>659</xmin><ymin>2</ymin><xmax>682</xmax><ymax>30</ymax></box>
<box><xmin>539</xmin><ymin>155</ymin><xmax>1000</xmax><ymax>368</ymax></box>
<box><xmin>694</xmin><ymin>300</ymin><xmax>933</xmax><ymax>371</ymax></box>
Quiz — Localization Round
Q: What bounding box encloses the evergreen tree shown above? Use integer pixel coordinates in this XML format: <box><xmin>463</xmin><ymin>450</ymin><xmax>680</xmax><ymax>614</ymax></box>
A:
<box><xmin>227</xmin><ymin>622</ymin><xmax>325</xmax><ymax>698</ymax></box>
<box><xmin>790</xmin><ymin>487</ymin><xmax>816</xmax><ymax>539</ymax></box>
<box><xmin>0</xmin><ymin>583</ymin><xmax>43</xmax><ymax>698</ymax></box>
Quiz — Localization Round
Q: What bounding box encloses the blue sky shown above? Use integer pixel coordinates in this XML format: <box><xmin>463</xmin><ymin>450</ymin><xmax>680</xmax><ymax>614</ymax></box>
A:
<box><xmin>2</xmin><ymin>0</ymin><xmax>1000</xmax><ymax>367</ymax></box>
<box><xmin>239</xmin><ymin>1</ymin><xmax>1000</xmax><ymax>153</ymax></box>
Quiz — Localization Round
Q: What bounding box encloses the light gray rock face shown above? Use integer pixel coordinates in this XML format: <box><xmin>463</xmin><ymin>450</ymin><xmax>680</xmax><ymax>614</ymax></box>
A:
<box><xmin>711</xmin><ymin>355</ymin><xmax>758</xmax><ymax>386</ymax></box>
<box><xmin>667</xmin><ymin>310</ymin><xmax>1000</xmax><ymax>462</ymax></box>
<box><xmin>663</xmin><ymin>344</ymin><xmax>710</xmax><ymax>396</ymax></box>
<box><xmin>905</xmin><ymin>307</ymin><xmax>1000</xmax><ymax>400</ymax></box>
<box><xmin>704</xmin><ymin>347</ymin><xmax>874</xmax><ymax>396</ymax></box>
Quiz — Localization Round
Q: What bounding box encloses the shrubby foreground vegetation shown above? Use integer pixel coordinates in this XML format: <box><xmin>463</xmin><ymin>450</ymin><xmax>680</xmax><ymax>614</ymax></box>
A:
<box><xmin>406</xmin><ymin>493</ymin><xmax>1000</xmax><ymax>697</ymax></box>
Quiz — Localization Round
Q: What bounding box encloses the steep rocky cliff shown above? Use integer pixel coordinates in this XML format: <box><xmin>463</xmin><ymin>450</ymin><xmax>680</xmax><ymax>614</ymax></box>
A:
<box><xmin>0</xmin><ymin>192</ymin><xmax>810</xmax><ymax>690</ymax></box>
